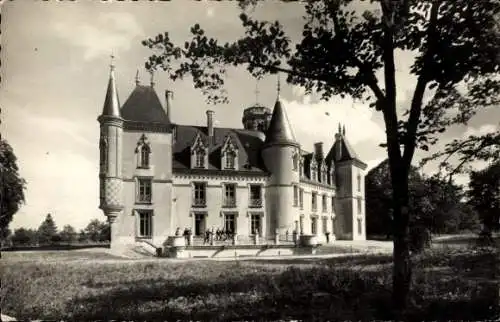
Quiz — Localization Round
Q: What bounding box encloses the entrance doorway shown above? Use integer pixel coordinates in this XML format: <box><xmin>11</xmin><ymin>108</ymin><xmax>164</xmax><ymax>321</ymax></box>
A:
<box><xmin>194</xmin><ymin>213</ymin><xmax>206</xmax><ymax>236</ymax></box>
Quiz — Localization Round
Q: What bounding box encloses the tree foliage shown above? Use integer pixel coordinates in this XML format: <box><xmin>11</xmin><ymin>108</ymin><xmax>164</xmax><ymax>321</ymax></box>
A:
<box><xmin>366</xmin><ymin>159</ymin><xmax>479</xmax><ymax>240</ymax></box>
<box><xmin>11</xmin><ymin>227</ymin><xmax>38</xmax><ymax>246</ymax></box>
<box><xmin>84</xmin><ymin>219</ymin><xmax>110</xmax><ymax>242</ymax></box>
<box><xmin>0</xmin><ymin>139</ymin><xmax>26</xmax><ymax>232</ymax></box>
<box><xmin>37</xmin><ymin>213</ymin><xmax>58</xmax><ymax>245</ymax></box>
<box><xmin>59</xmin><ymin>224</ymin><xmax>77</xmax><ymax>244</ymax></box>
<box><xmin>468</xmin><ymin>161</ymin><xmax>500</xmax><ymax>234</ymax></box>
<box><xmin>143</xmin><ymin>0</ymin><xmax>500</xmax><ymax>312</ymax></box>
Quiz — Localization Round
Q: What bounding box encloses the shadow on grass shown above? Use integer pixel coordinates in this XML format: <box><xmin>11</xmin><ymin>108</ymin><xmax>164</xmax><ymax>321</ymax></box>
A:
<box><xmin>243</xmin><ymin>253</ymin><xmax>394</xmax><ymax>267</ymax></box>
<box><xmin>64</xmin><ymin>264</ymin><xmax>498</xmax><ymax>321</ymax></box>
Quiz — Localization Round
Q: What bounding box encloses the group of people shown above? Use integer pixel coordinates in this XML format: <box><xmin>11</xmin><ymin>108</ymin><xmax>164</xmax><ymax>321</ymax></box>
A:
<box><xmin>203</xmin><ymin>228</ymin><xmax>235</xmax><ymax>244</ymax></box>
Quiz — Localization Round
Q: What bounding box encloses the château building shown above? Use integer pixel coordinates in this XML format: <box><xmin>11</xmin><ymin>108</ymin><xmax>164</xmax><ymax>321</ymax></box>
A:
<box><xmin>98</xmin><ymin>61</ymin><xmax>367</xmax><ymax>249</ymax></box>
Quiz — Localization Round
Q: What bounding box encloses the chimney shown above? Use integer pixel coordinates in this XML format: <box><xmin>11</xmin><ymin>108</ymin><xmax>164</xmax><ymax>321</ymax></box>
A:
<box><xmin>165</xmin><ymin>90</ymin><xmax>173</xmax><ymax>120</ymax></box>
<box><xmin>206</xmin><ymin>110</ymin><xmax>215</xmax><ymax>144</ymax></box>
<box><xmin>314</xmin><ymin>142</ymin><xmax>324</xmax><ymax>160</ymax></box>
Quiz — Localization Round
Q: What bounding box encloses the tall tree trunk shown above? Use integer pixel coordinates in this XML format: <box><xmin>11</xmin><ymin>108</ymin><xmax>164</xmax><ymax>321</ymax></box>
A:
<box><xmin>391</xmin><ymin>173</ymin><xmax>412</xmax><ymax>312</ymax></box>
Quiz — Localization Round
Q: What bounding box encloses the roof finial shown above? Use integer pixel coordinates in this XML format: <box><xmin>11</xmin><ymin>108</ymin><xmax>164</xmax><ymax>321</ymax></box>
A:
<box><xmin>150</xmin><ymin>69</ymin><xmax>155</xmax><ymax>87</ymax></box>
<box><xmin>109</xmin><ymin>52</ymin><xmax>116</xmax><ymax>73</ymax></box>
<box><xmin>338</xmin><ymin>123</ymin><xmax>341</xmax><ymax>134</ymax></box>
<box><xmin>135</xmin><ymin>69</ymin><xmax>140</xmax><ymax>85</ymax></box>
<box><xmin>342</xmin><ymin>125</ymin><xmax>346</xmax><ymax>136</ymax></box>
<box><xmin>277</xmin><ymin>73</ymin><xmax>281</xmax><ymax>99</ymax></box>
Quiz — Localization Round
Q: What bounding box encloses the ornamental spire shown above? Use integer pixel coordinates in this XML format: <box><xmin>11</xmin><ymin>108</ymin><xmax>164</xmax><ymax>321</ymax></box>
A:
<box><xmin>101</xmin><ymin>53</ymin><xmax>121</xmax><ymax>118</ymax></box>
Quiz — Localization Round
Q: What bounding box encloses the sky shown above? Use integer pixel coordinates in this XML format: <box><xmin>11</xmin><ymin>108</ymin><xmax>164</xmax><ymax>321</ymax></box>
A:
<box><xmin>2</xmin><ymin>0</ymin><xmax>498</xmax><ymax>231</ymax></box>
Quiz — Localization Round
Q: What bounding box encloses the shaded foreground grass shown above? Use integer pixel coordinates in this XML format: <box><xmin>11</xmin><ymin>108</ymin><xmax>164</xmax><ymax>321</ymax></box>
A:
<box><xmin>1</xmin><ymin>247</ymin><xmax>499</xmax><ymax>321</ymax></box>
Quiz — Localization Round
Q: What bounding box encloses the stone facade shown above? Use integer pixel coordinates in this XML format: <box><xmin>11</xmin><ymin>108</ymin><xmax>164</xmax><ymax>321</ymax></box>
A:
<box><xmin>98</xmin><ymin>65</ymin><xmax>367</xmax><ymax>249</ymax></box>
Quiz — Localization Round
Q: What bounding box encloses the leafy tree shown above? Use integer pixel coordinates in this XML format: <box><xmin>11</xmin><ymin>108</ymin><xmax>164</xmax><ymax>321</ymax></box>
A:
<box><xmin>37</xmin><ymin>213</ymin><xmax>58</xmax><ymax>245</ymax></box>
<box><xmin>59</xmin><ymin>224</ymin><xmax>77</xmax><ymax>244</ymax></box>
<box><xmin>11</xmin><ymin>227</ymin><xmax>38</xmax><ymax>246</ymax></box>
<box><xmin>143</xmin><ymin>0</ymin><xmax>500</xmax><ymax>311</ymax></box>
<box><xmin>0</xmin><ymin>139</ymin><xmax>26</xmax><ymax>236</ymax></box>
<box><xmin>468</xmin><ymin>161</ymin><xmax>500</xmax><ymax>236</ymax></box>
<box><xmin>84</xmin><ymin>219</ymin><xmax>110</xmax><ymax>242</ymax></box>
<box><xmin>77</xmin><ymin>229</ymin><xmax>88</xmax><ymax>243</ymax></box>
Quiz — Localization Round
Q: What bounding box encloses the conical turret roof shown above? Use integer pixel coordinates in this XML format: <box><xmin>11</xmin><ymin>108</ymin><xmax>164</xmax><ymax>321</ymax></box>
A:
<box><xmin>264</xmin><ymin>98</ymin><xmax>298</xmax><ymax>147</ymax></box>
<box><xmin>101</xmin><ymin>62</ymin><xmax>121</xmax><ymax>118</ymax></box>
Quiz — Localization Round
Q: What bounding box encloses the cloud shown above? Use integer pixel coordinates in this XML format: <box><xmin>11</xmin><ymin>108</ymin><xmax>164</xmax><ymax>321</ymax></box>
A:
<box><xmin>282</xmin><ymin>90</ymin><xmax>386</xmax><ymax>163</ymax></box>
<box><xmin>52</xmin><ymin>12</ymin><xmax>144</xmax><ymax>61</ymax></box>
<box><xmin>463</xmin><ymin>123</ymin><xmax>499</xmax><ymax>138</ymax></box>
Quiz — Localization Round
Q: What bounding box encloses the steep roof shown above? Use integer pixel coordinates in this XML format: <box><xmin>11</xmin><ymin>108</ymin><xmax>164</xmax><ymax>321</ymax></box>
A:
<box><xmin>172</xmin><ymin>125</ymin><xmax>268</xmax><ymax>173</ymax></box>
<box><xmin>121</xmin><ymin>85</ymin><xmax>170</xmax><ymax>125</ymax></box>
<box><xmin>325</xmin><ymin>134</ymin><xmax>366</xmax><ymax>167</ymax></box>
<box><xmin>264</xmin><ymin>99</ymin><xmax>297</xmax><ymax>146</ymax></box>
<box><xmin>101</xmin><ymin>67</ymin><xmax>121</xmax><ymax>118</ymax></box>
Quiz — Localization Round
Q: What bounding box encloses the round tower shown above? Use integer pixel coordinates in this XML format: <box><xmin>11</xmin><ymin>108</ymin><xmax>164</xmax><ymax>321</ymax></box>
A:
<box><xmin>261</xmin><ymin>90</ymin><xmax>300</xmax><ymax>238</ymax></box>
<box><xmin>97</xmin><ymin>56</ymin><xmax>124</xmax><ymax>248</ymax></box>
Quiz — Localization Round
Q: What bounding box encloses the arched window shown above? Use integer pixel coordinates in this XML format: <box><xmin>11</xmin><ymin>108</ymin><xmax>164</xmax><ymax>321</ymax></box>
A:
<box><xmin>139</xmin><ymin>145</ymin><xmax>151</xmax><ymax>168</ymax></box>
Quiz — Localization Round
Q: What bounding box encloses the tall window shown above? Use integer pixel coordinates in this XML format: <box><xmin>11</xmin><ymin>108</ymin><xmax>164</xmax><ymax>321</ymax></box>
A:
<box><xmin>224</xmin><ymin>213</ymin><xmax>236</xmax><ymax>234</ymax></box>
<box><xmin>99</xmin><ymin>138</ymin><xmax>107</xmax><ymax>172</ymax></box>
<box><xmin>322</xmin><ymin>195</ymin><xmax>327</xmax><ymax>212</ymax></box>
<box><xmin>224</xmin><ymin>184</ymin><xmax>236</xmax><ymax>207</ymax></box>
<box><xmin>322</xmin><ymin>216</ymin><xmax>328</xmax><ymax>234</ymax></box>
<box><xmin>138</xmin><ymin>179</ymin><xmax>152</xmax><ymax>203</ymax></box>
<box><xmin>299</xmin><ymin>158</ymin><xmax>304</xmax><ymax>177</ymax></box>
<box><xmin>299</xmin><ymin>189</ymin><xmax>304</xmax><ymax>209</ymax></box>
<box><xmin>322</xmin><ymin>167</ymin><xmax>327</xmax><ymax>183</ymax></box>
<box><xmin>312</xmin><ymin>192</ymin><xmax>317</xmax><ymax>211</ymax></box>
<box><xmin>249</xmin><ymin>185</ymin><xmax>262</xmax><ymax>207</ymax></box>
<box><xmin>357</xmin><ymin>174</ymin><xmax>362</xmax><ymax>192</ymax></box>
<box><xmin>292</xmin><ymin>153</ymin><xmax>299</xmax><ymax>171</ymax></box>
<box><xmin>357</xmin><ymin>197</ymin><xmax>362</xmax><ymax>214</ymax></box>
<box><xmin>293</xmin><ymin>185</ymin><xmax>299</xmax><ymax>207</ymax></box>
<box><xmin>139</xmin><ymin>145</ymin><xmax>151</xmax><ymax>168</ymax></box>
<box><xmin>331</xmin><ymin>196</ymin><xmax>335</xmax><ymax>213</ymax></box>
<box><xmin>299</xmin><ymin>216</ymin><xmax>304</xmax><ymax>234</ymax></box>
<box><xmin>357</xmin><ymin>218</ymin><xmax>363</xmax><ymax>235</ymax></box>
<box><xmin>225</xmin><ymin>151</ymin><xmax>236</xmax><ymax>169</ymax></box>
<box><xmin>138</xmin><ymin>211</ymin><xmax>152</xmax><ymax>237</ymax></box>
<box><xmin>311</xmin><ymin>217</ymin><xmax>317</xmax><ymax>235</ymax></box>
<box><xmin>251</xmin><ymin>214</ymin><xmax>261</xmax><ymax>236</ymax></box>
<box><xmin>193</xmin><ymin>182</ymin><xmax>206</xmax><ymax>207</ymax></box>
<box><xmin>195</xmin><ymin>150</ymin><xmax>205</xmax><ymax>168</ymax></box>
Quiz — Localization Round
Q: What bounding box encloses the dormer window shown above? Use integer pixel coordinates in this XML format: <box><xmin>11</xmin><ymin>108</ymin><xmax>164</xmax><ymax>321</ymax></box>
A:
<box><xmin>299</xmin><ymin>156</ymin><xmax>304</xmax><ymax>177</ymax></box>
<box><xmin>310</xmin><ymin>159</ymin><xmax>318</xmax><ymax>181</ymax></box>
<box><xmin>321</xmin><ymin>163</ymin><xmax>328</xmax><ymax>183</ymax></box>
<box><xmin>135</xmin><ymin>134</ymin><xmax>151</xmax><ymax>169</ymax></box>
<box><xmin>191</xmin><ymin>133</ymin><xmax>208</xmax><ymax>169</ymax></box>
<box><xmin>221</xmin><ymin>135</ymin><xmax>239</xmax><ymax>171</ymax></box>
<box><xmin>225</xmin><ymin>151</ymin><xmax>236</xmax><ymax>169</ymax></box>
<box><xmin>195</xmin><ymin>150</ymin><xmax>206</xmax><ymax>168</ymax></box>
<box><xmin>329</xmin><ymin>161</ymin><xmax>335</xmax><ymax>186</ymax></box>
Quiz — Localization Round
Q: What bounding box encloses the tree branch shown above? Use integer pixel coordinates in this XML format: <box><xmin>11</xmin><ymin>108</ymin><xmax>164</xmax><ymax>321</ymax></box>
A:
<box><xmin>402</xmin><ymin>0</ymin><xmax>441</xmax><ymax>171</ymax></box>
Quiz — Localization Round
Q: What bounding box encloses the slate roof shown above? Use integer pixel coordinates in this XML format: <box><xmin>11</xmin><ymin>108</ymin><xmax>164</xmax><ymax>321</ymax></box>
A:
<box><xmin>121</xmin><ymin>85</ymin><xmax>171</xmax><ymax>125</ymax></box>
<box><xmin>172</xmin><ymin>125</ymin><xmax>268</xmax><ymax>173</ymax></box>
<box><xmin>101</xmin><ymin>69</ymin><xmax>121</xmax><ymax>118</ymax></box>
<box><xmin>264</xmin><ymin>99</ymin><xmax>297</xmax><ymax>146</ymax></box>
<box><xmin>325</xmin><ymin>135</ymin><xmax>363</xmax><ymax>165</ymax></box>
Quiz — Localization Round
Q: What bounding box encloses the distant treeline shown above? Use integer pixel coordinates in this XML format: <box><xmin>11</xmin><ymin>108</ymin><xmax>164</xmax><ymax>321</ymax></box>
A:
<box><xmin>1</xmin><ymin>215</ymin><xmax>110</xmax><ymax>248</ymax></box>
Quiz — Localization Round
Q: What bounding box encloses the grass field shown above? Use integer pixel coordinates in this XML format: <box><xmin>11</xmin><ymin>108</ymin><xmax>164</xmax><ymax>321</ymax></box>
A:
<box><xmin>1</xmin><ymin>241</ymin><xmax>499</xmax><ymax>321</ymax></box>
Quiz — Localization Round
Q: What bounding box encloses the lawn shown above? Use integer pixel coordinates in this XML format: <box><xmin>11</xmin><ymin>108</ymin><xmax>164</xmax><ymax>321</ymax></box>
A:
<box><xmin>1</xmin><ymin>245</ymin><xmax>499</xmax><ymax>321</ymax></box>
